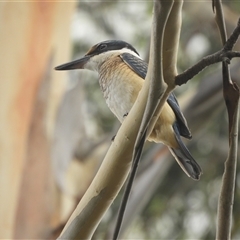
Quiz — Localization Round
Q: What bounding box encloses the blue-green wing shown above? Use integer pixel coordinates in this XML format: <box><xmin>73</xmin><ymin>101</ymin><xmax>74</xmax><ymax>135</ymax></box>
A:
<box><xmin>120</xmin><ymin>52</ymin><xmax>192</xmax><ymax>139</ymax></box>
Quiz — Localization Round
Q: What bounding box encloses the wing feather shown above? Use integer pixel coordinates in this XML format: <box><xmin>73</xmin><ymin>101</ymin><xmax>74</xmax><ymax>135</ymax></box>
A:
<box><xmin>120</xmin><ymin>53</ymin><xmax>191</xmax><ymax>139</ymax></box>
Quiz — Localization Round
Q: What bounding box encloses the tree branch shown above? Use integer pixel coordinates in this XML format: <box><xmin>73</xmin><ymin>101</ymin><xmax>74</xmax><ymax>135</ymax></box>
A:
<box><xmin>175</xmin><ymin>50</ymin><xmax>240</xmax><ymax>86</ymax></box>
<box><xmin>213</xmin><ymin>0</ymin><xmax>227</xmax><ymax>45</ymax></box>
<box><xmin>134</xmin><ymin>0</ymin><xmax>174</xmax><ymax>147</ymax></box>
<box><xmin>113</xmin><ymin>1</ymin><xmax>179</xmax><ymax>238</ymax></box>
<box><xmin>212</xmin><ymin>1</ymin><xmax>240</xmax><ymax>239</ymax></box>
<box><xmin>224</xmin><ymin>18</ymin><xmax>240</xmax><ymax>51</ymax></box>
<box><xmin>216</xmin><ymin>82</ymin><xmax>239</xmax><ymax>240</ymax></box>
<box><xmin>175</xmin><ymin>17</ymin><xmax>240</xmax><ymax>86</ymax></box>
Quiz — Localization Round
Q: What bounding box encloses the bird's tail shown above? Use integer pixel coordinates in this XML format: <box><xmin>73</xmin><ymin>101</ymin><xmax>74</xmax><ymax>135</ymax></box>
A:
<box><xmin>169</xmin><ymin>147</ymin><xmax>202</xmax><ymax>180</ymax></box>
<box><xmin>170</xmin><ymin>124</ymin><xmax>202</xmax><ymax>180</ymax></box>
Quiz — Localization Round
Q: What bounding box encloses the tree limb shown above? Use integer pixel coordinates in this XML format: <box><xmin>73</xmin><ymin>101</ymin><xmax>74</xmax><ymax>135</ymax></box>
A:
<box><xmin>175</xmin><ymin>17</ymin><xmax>240</xmax><ymax>86</ymax></box>
<box><xmin>113</xmin><ymin>0</ymin><xmax>179</xmax><ymax>238</ymax></box>
<box><xmin>134</xmin><ymin>0</ymin><xmax>173</xmax><ymax>147</ymax></box>
<box><xmin>212</xmin><ymin>1</ymin><xmax>240</xmax><ymax>239</ymax></box>
<box><xmin>216</xmin><ymin>66</ymin><xmax>239</xmax><ymax>240</ymax></box>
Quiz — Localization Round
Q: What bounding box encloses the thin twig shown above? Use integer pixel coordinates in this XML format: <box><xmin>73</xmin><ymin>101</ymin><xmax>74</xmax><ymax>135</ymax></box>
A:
<box><xmin>223</xmin><ymin>18</ymin><xmax>240</xmax><ymax>51</ymax></box>
<box><xmin>175</xmin><ymin>50</ymin><xmax>240</xmax><ymax>85</ymax></box>
<box><xmin>213</xmin><ymin>0</ymin><xmax>227</xmax><ymax>44</ymax></box>
<box><xmin>113</xmin><ymin>130</ymin><xmax>147</xmax><ymax>240</ymax></box>
<box><xmin>175</xmin><ymin>17</ymin><xmax>240</xmax><ymax>86</ymax></box>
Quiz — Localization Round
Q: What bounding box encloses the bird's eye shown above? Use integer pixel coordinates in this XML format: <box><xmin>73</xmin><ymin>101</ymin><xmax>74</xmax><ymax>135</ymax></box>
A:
<box><xmin>98</xmin><ymin>44</ymin><xmax>107</xmax><ymax>51</ymax></box>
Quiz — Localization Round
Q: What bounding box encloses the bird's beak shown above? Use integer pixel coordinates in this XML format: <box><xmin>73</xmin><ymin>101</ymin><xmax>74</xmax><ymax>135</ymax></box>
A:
<box><xmin>55</xmin><ymin>55</ymin><xmax>90</xmax><ymax>70</ymax></box>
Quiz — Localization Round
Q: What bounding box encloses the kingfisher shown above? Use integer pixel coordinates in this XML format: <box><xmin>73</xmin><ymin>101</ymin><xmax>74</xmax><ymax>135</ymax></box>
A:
<box><xmin>55</xmin><ymin>40</ymin><xmax>202</xmax><ymax>180</ymax></box>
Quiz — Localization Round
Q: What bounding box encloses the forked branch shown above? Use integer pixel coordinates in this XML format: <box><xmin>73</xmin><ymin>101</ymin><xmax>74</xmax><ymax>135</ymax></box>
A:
<box><xmin>175</xmin><ymin>18</ymin><xmax>240</xmax><ymax>86</ymax></box>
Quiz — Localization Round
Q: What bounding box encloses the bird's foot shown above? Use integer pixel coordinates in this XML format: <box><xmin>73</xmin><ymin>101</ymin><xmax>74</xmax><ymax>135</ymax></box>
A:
<box><xmin>111</xmin><ymin>135</ymin><xmax>116</xmax><ymax>141</ymax></box>
<box><xmin>111</xmin><ymin>113</ymin><xmax>128</xmax><ymax>142</ymax></box>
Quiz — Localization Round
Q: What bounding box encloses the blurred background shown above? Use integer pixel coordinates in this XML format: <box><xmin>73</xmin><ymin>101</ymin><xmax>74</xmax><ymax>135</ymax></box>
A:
<box><xmin>0</xmin><ymin>1</ymin><xmax>240</xmax><ymax>239</ymax></box>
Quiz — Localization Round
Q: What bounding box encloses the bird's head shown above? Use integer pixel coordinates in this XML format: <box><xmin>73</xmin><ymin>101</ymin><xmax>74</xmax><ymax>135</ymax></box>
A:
<box><xmin>55</xmin><ymin>40</ymin><xmax>140</xmax><ymax>72</ymax></box>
